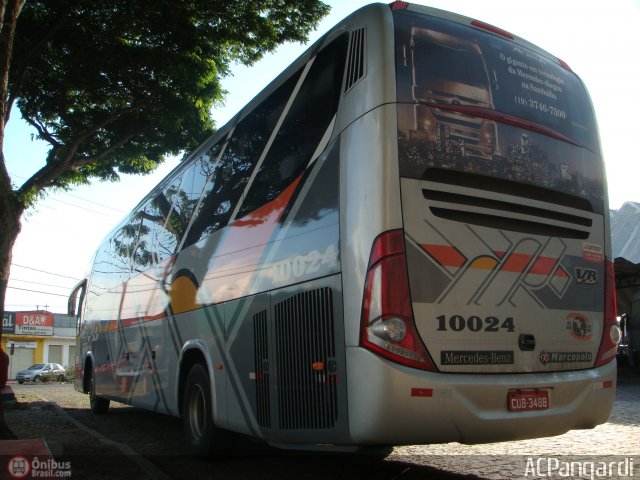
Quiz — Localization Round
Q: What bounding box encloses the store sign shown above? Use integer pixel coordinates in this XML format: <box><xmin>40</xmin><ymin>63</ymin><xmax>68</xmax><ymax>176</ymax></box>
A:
<box><xmin>8</xmin><ymin>341</ymin><xmax>37</xmax><ymax>349</ymax></box>
<box><xmin>15</xmin><ymin>311</ymin><xmax>54</xmax><ymax>336</ymax></box>
<box><xmin>2</xmin><ymin>312</ymin><xmax>15</xmax><ymax>334</ymax></box>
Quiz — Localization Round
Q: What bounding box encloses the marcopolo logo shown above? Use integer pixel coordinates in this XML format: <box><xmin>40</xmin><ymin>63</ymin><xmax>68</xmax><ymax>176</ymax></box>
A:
<box><xmin>539</xmin><ymin>350</ymin><xmax>593</xmax><ymax>365</ymax></box>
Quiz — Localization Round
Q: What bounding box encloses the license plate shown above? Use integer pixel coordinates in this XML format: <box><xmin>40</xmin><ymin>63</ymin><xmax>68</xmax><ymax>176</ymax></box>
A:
<box><xmin>508</xmin><ymin>390</ymin><xmax>549</xmax><ymax>412</ymax></box>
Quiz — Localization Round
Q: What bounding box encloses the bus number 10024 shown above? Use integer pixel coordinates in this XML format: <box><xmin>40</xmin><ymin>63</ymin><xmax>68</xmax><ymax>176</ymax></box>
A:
<box><xmin>436</xmin><ymin>315</ymin><xmax>515</xmax><ymax>333</ymax></box>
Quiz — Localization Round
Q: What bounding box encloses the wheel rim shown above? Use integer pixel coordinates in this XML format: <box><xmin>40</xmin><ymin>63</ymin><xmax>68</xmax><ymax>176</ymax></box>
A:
<box><xmin>187</xmin><ymin>384</ymin><xmax>206</xmax><ymax>441</ymax></box>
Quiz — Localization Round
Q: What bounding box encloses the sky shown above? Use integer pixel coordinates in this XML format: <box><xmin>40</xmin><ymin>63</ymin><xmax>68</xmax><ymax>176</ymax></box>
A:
<box><xmin>4</xmin><ymin>0</ymin><xmax>640</xmax><ymax>313</ymax></box>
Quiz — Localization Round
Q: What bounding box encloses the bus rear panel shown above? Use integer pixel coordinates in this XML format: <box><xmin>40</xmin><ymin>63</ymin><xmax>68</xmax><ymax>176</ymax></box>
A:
<box><xmin>346</xmin><ymin>3</ymin><xmax>615</xmax><ymax>445</ymax></box>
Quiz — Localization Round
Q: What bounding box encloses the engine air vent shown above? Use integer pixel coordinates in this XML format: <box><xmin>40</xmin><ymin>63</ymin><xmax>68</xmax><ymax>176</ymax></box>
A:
<box><xmin>344</xmin><ymin>28</ymin><xmax>366</xmax><ymax>92</ymax></box>
<box><xmin>274</xmin><ymin>287</ymin><xmax>338</xmax><ymax>430</ymax></box>
<box><xmin>253</xmin><ymin>309</ymin><xmax>271</xmax><ymax>428</ymax></box>
<box><xmin>422</xmin><ymin>169</ymin><xmax>595</xmax><ymax>239</ymax></box>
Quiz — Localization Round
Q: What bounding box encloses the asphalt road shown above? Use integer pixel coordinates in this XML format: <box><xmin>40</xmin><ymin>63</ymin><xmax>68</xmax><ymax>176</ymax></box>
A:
<box><xmin>3</xmin><ymin>365</ymin><xmax>639</xmax><ymax>480</ymax></box>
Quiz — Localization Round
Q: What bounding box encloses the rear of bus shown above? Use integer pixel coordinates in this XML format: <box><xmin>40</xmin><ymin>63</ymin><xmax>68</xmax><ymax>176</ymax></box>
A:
<box><xmin>345</xmin><ymin>3</ymin><xmax>618</xmax><ymax>445</ymax></box>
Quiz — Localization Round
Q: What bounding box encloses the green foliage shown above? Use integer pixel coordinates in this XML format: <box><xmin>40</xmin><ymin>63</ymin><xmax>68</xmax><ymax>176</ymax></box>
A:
<box><xmin>9</xmin><ymin>0</ymin><xmax>330</xmax><ymax>193</ymax></box>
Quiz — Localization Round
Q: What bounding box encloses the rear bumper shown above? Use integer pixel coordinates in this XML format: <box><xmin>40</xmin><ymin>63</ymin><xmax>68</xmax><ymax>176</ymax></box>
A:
<box><xmin>346</xmin><ymin>347</ymin><xmax>616</xmax><ymax>445</ymax></box>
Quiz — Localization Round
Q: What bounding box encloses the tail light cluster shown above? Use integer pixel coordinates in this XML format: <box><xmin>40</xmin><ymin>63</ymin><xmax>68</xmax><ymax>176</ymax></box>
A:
<box><xmin>360</xmin><ymin>229</ymin><xmax>436</xmax><ymax>371</ymax></box>
<box><xmin>389</xmin><ymin>1</ymin><xmax>409</xmax><ymax>11</ymax></box>
<box><xmin>594</xmin><ymin>258</ymin><xmax>620</xmax><ymax>367</ymax></box>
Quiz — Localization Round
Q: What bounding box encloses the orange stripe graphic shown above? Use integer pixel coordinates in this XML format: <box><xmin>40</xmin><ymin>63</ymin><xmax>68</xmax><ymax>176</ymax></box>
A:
<box><xmin>420</xmin><ymin>244</ymin><xmax>466</xmax><ymax>268</ymax></box>
<box><xmin>421</xmin><ymin>245</ymin><xmax>566</xmax><ymax>277</ymax></box>
<box><xmin>500</xmin><ymin>253</ymin><xmax>534</xmax><ymax>273</ymax></box>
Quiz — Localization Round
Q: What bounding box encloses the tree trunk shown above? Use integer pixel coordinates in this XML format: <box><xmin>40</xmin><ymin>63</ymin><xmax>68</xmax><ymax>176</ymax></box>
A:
<box><xmin>0</xmin><ymin>0</ymin><xmax>27</xmax><ymax>441</ymax></box>
<box><xmin>0</xmin><ymin>151</ymin><xmax>24</xmax><ymax>439</ymax></box>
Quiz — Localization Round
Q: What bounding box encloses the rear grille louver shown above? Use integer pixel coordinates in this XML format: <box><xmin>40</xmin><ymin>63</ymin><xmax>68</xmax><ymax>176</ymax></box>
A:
<box><xmin>344</xmin><ymin>28</ymin><xmax>366</xmax><ymax>92</ymax></box>
<box><xmin>274</xmin><ymin>287</ymin><xmax>338</xmax><ymax>430</ymax></box>
<box><xmin>422</xmin><ymin>169</ymin><xmax>594</xmax><ymax>239</ymax></box>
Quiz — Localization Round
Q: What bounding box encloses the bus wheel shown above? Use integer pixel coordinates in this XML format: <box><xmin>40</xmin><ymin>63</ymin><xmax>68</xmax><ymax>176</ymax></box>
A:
<box><xmin>89</xmin><ymin>368</ymin><xmax>110</xmax><ymax>414</ymax></box>
<box><xmin>182</xmin><ymin>363</ymin><xmax>215</xmax><ymax>455</ymax></box>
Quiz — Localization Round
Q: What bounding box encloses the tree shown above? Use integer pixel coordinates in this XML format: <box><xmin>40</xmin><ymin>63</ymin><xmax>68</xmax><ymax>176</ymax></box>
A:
<box><xmin>0</xmin><ymin>0</ymin><xmax>330</xmax><ymax>435</ymax></box>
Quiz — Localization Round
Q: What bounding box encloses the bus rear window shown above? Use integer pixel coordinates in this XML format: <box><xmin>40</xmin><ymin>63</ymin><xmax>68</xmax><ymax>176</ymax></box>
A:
<box><xmin>394</xmin><ymin>11</ymin><xmax>603</xmax><ymax>211</ymax></box>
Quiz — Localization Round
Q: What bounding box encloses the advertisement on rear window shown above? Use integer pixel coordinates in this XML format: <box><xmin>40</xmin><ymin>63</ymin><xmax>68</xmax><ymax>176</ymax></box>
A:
<box><xmin>394</xmin><ymin>11</ymin><xmax>603</xmax><ymax>211</ymax></box>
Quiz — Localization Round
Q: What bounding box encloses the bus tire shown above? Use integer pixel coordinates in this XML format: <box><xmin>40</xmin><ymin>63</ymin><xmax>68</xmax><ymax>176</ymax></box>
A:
<box><xmin>89</xmin><ymin>368</ymin><xmax>110</xmax><ymax>414</ymax></box>
<box><xmin>182</xmin><ymin>363</ymin><xmax>216</xmax><ymax>455</ymax></box>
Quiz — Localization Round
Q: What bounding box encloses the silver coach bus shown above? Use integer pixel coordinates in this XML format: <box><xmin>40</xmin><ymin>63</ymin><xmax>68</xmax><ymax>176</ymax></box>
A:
<box><xmin>69</xmin><ymin>2</ymin><xmax>619</xmax><ymax>454</ymax></box>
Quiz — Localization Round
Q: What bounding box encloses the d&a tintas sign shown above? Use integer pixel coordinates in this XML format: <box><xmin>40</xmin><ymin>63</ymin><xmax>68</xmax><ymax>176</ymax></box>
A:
<box><xmin>15</xmin><ymin>311</ymin><xmax>54</xmax><ymax>336</ymax></box>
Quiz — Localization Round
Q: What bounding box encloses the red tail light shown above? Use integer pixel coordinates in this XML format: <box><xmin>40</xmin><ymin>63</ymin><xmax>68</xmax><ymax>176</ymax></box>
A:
<box><xmin>389</xmin><ymin>1</ymin><xmax>409</xmax><ymax>10</ymax></box>
<box><xmin>470</xmin><ymin>20</ymin><xmax>514</xmax><ymax>40</ymax></box>
<box><xmin>594</xmin><ymin>259</ymin><xmax>620</xmax><ymax>367</ymax></box>
<box><xmin>557</xmin><ymin>57</ymin><xmax>573</xmax><ymax>72</ymax></box>
<box><xmin>360</xmin><ymin>229</ymin><xmax>436</xmax><ymax>371</ymax></box>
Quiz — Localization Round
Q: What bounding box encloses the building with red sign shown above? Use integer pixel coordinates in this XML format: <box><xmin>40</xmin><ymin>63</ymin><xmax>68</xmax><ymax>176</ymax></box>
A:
<box><xmin>2</xmin><ymin>311</ymin><xmax>76</xmax><ymax>379</ymax></box>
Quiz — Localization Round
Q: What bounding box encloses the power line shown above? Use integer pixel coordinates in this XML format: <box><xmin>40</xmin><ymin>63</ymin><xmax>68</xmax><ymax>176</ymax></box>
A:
<box><xmin>7</xmin><ymin>286</ymin><xmax>69</xmax><ymax>298</ymax></box>
<box><xmin>12</xmin><ymin>264</ymin><xmax>80</xmax><ymax>281</ymax></box>
<box><xmin>47</xmin><ymin>197</ymin><xmax>113</xmax><ymax>216</ymax></box>
<box><xmin>63</xmin><ymin>191</ymin><xmax>127</xmax><ymax>214</ymax></box>
<box><xmin>9</xmin><ymin>278</ymin><xmax>75</xmax><ymax>290</ymax></box>
<box><xmin>20</xmin><ymin>218</ymin><xmax>81</xmax><ymax>234</ymax></box>
<box><xmin>9</xmin><ymin>171</ymin><xmax>126</xmax><ymax>214</ymax></box>
<box><xmin>4</xmin><ymin>305</ymin><xmax>67</xmax><ymax>313</ymax></box>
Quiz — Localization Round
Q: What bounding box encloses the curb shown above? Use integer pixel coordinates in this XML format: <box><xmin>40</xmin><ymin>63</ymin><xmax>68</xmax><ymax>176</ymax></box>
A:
<box><xmin>1</xmin><ymin>386</ymin><xmax>16</xmax><ymax>409</ymax></box>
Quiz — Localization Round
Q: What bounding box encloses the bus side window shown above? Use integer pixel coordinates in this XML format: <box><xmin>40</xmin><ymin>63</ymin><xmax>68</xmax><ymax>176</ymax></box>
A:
<box><xmin>92</xmin><ymin>224</ymin><xmax>138</xmax><ymax>293</ymax></box>
<box><xmin>146</xmin><ymin>143</ymin><xmax>223</xmax><ymax>262</ymax></box>
<box><xmin>237</xmin><ymin>33</ymin><xmax>348</xmax><ymax>218</ymax></box>
<box><xmin>68</xmin><ymin>278</ymin><xmax>87</xmax><ymax>335</ymax></box>
<box><xmin>182</xmin><ymin>71</ymin><xmax>301</xmax><ymax>248</ymax></box>
<box><xmin>150</xmin><ymin>170</ymin><xmax>187</xmax><ymax>263</ymax></box>
<box><xmin>88</xmin><ymin>238</ymin><xmax>118</xmax><ymax>297</ymax></box>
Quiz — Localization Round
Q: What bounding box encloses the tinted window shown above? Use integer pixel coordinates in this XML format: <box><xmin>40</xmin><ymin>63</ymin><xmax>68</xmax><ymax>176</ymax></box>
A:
<box><xmin>154</xmin><ymin>144</ymin><xmax>222</xmax><ymax>258</ymax></box>
<box><xmin>150</xmin><ymin>171</ymin><xmax>186</xmax><ymax>262</ymax></box>
<box><xmin>394</xmin><ymin>11</ymin><xmax>604</xmax><ymax>210</ymax></box>
<box><xmin>92</xmin><ymin>218</ymin><xmax>141</xmax><ymax>290</ymax></box>
<box><xmin>238</xmin><ymin>34</ymin><xmax>348</xmax><ymax>218</ymax></box>
<box><xmin>129</xmin><ymin>210</ymin><xmax>154</xmax><ymax>274</ymax></box>
<box><xmin>394</xmin><ymin>11</ymin><xmax>598</xmax><ymax>150</ymax></box>
<box><xmin>183</xmin><ymin>72</ymin><xmax>301</xmax><ymax>247</ymax></box>
<box><xmin>89</xmin><ymin>238</ymin><xmax>121</xmax><ymax>295</ymax></box>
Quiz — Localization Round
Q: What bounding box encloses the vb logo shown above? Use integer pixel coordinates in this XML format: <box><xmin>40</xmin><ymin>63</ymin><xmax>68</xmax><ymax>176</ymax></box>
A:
<box><xmin>575</xmin><ymin>267</ymin><xmax>597</xmax><ymax>285</ymax></box>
